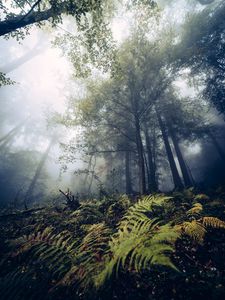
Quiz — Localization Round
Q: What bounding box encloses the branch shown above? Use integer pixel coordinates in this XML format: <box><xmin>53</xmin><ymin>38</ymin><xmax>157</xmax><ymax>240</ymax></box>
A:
<box><xmin>20</xmin><ymin>0</ymin><xmax>42</xmax><ymax>22</ymax></box>
<box><xmin>87</xmin><ymin>149</ymin><xmax>136</xmax><ymax>155</ymax></box>
<box><xmin>105</xmin><ymin>122</ymin><xmax>136</xmax><ymax>143</ymax></box>
<box><xmin>59</xmin><ymin>189</ymin><xmax>80</xmax><ymax>210</ymax></box>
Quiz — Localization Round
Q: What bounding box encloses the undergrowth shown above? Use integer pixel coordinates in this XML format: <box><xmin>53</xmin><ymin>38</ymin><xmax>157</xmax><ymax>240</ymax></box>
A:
<box><xmin>0</xmin><ymin>188</ymin><xmax>225</xmax><ymax>299</ymax></box>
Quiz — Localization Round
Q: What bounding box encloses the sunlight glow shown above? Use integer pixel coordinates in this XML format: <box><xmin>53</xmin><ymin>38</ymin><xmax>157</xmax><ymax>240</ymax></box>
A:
<box><xmin>186</xmin><ymin>143</ymin><xmax>202</xmax><ymax>156</ymax></box>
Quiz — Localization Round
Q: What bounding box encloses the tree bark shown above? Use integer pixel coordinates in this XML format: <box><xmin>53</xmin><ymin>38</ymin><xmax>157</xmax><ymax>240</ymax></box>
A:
<box><xmin>135</xmin><ymin>116</ymin><xmax>147</xmax><ymax>194</ymax></box>
<box><xmin>144</xmin><ymin>126</ymin><xmax>157</xmax><ymax>192</ymax></box>
<box><xmin>168</xmin><ymin>123</ymin><xmax>192</xmax><ymax>187</ymax></box>
<box><xmin>125</xmin><ymin>151</ymin><xmax>132</xmax><ymax>194</ymax></box>
<box><xmin>207</xmin><ymin>130</ymin><xmax>225</xmax><ymax>162</ymax></box>
<box><xmin>156</xmin><ymin>109</ymin><xmax>184</xmax><ymax>189</ymax></box>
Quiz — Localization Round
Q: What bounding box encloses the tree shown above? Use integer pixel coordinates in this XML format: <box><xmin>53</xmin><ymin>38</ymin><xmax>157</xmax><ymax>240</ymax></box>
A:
<box><xmin>0</xmin><ymin>0</ymin><xmax>104</xmax><ymax>37</ymax></box>
<box><xmin>24</xmin><ymin>136</ymin><xmax>55</xmax><ymax>207</ymax></box>
<box><xmin>57</xmin><ymin>1</ymin><xmax>224</xmax><ymax>194</ymax></box>
<box><xmin>171</xmin><ymin>1</ymin><xmax>225</xmax><ymax>116</ymax></box>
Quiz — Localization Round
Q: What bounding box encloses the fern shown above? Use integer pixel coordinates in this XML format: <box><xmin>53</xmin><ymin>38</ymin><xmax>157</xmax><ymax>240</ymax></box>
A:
<box><xmin>59</xmin><ymin>223</ymin><xmax>111</xmax><ymax>289</ymax></box>
<box><xmin>177</xmin><ymin>220</ymin><xmax>206</xmax><ymax>243</ymax></box>
<box><xmin>194</xmin><ymin>194</ymin><xmax>210</xmax><ymax>201</ymax></box>
<box><xmin>120</xmin><ymin>194</ymin><xmax>171</xmax><ymax>225</ymax></box>
<box><xmin>0</xmin><ymin>225</ymin><xmax>82</xmax><ymax>300</ymax></box>
<box><xmin>176</xmin><ymin>216</ymin><xmax>225</xmax><ymax>243</ymax></box>
<box><xmin>70</xmin><ymin>203</ymin><xmax>104</xmax><ymax>225</ymax></box>
<box><xmin>202</xmin><ymin>216</ymin><xmax>225</xmax><ymax>229</ymax></box>
<box><xmin>95</xmin><ymin>195</ymin><xmax>179</xmax><ymax>288</ymax></box>
<box><xmin>187</xmin><ymin>202</ymin><xmax>203</xmax><ymax>217</ymax></box>
<box><xmin>16</xmin><ymin>227</ymin><xmax>80</xmax><ymax>278</ymax></box>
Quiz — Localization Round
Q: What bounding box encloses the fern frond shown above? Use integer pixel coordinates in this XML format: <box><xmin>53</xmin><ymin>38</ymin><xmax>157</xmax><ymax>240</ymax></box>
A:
<box><xmin>187</xmin><ymin>203</ymin><xmax>203</xmax><ymax>216</ymax></box>
<box><xmin>194</xmin><ymin>194</ymin><xmax>210</xmax><ymax>201</ymax></box>
<box><xmin>12</xmin><ymin>226</ymin><xmax>80</xmax><ymax>280</ymax></box>
<box><xmin>61</xmin><ymin>223</ymin><xmax>111</xmax><ymax>289</ymax></box>
<box><xmin>179</xmin><ymin>220</ymin><xmax>206</xmax><ymax>243</ymax></box>
<box><xmin>95</xmin><ymin>195</ymin><xmax>179</xmax><ymax>288</ymax></box>
<box><xmin>202</xmin><ymin>217</ymin><xmax>225</xmax><ymax>229</ymax></box>
<box><xmin>121</xmin><ymin>194</ymin><xmax>172</xmax><ymax>227</ymax></box>
<box><xmin>70</xmin><ymin>204</ymin><xmax>104</xmax><ymax>224</ymax></box>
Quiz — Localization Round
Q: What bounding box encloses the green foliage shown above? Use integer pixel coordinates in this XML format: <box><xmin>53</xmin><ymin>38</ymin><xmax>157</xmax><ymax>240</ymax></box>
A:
<box><xmin>71</xmin><ymin>202</ymin><xmax>104</xmax><ymax>224</ymax></box>
<box><xmin>96</xmin><ymin>195</ymin><xmax>179</xmax><ymax>287</ymax></box>
<box><xmin>0</xmin><ymin>72</ymin><xmax>15</xmax><ymax>87</ymax></box>
<box><xmin>0</xmin><ymin>226</ymin><xmax>79</xmax><ymax>300</ymax></box>
<box><xmin>1</xmin><ymin>190</ymin><xmax>225</xmax><ymax>299</ymax></box>
<box><xmin>175</xmin><ymin>197</ymin><xmax>225</xmax><ymax>244</ymax></box>
<box><xmin>68</xmin><ymin>223</ymin><xmax>112</xmax><ymax>289</ymax></box>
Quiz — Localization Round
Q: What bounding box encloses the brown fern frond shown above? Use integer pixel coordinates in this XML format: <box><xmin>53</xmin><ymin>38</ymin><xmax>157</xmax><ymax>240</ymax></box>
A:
<box><xmin>201</xmin><ymin>217</ymin><xmax>225</xmax><ymax>229</ymax></box>
<box><xmin>179</xmin><ymin>220</ymin><xmax>206</xmax><ymax>243</ymax></box>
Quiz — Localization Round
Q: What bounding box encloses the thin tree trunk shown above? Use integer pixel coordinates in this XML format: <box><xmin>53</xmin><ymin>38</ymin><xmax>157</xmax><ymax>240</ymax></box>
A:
<box><xmin>135</xmin><ymin>116</ymin><xmax>147</xmax><ymax>194</ymax></box>
<box><xmin>84</xmin><ymin>155</ymin><xmax>93</xmax><ymax>187</ymax></box>
<box><xmin>156</xmin><ymin>109</ymin><xmax>183</xmax><ymax>189</ymax></box>
<box><xmin>168</xmin><ymin>124</ymin><xmax>192</xmax><ymax>187</ymax></box>
<box><xmin>24</xmin><ymin>137</ymin><xmax>55</xmax><ymax>207</ymax></box>
<box><xmin>144</xmin><ymin>126</ymin><xmax>157</xmax><ymax>192</ymax></box>
<box><xmin>88</xmin><ymin>156</ymin><xmax>97</xmax><ymax>196</ymax></box>
<box><xmin>125</xmin><ymin>151</ymin><xmax>132</xmax><ymax>194</ymax></box>
<box><xmin>208</xmin><ymin>130</ymin><xmax>225</xmax><ymax>162</ymax></box>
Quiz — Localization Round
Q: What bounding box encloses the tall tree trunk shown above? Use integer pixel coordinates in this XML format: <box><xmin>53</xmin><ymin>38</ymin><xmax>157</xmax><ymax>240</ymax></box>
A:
<box><xmin>156</xmin><ymin>109</ymin><xmax>184</xmax><ymax>189</ymax></box>
<box><xmin>135</xmin><ymin>116</ymin><xmax>146</xmax><ymax>194</ymax></box>
<box><xmin>125</xmin><ymin>151</ymin><xmax>132</xmax><ymax>194</ymax></box>
<box><xmin>88</xmin><ymin>156</ymin><xmax>97</xmax><ymax>196</ymax></box>
<box><xmin>24</xmin><ymin>137</ymin><xmax>54</xmax><ymax>207</ymax></box>
<box><xmin>168</xmin><ymin>124</ymin><xmax>193</xmax><ymax>187</ymax></box>
<box><xmin>83</xmin><ymin>155</ymin><xmax>93</xmax><ymax>187</ymax></box>
<box><xmin>207</xmin><ymin>130</ymin><xmax>225</xmax><ymax>162</ymax></box>
<box><xmin>144</xmin><ymin>126</ymin><xmax>157</xmax><ymax>192</ymax></box>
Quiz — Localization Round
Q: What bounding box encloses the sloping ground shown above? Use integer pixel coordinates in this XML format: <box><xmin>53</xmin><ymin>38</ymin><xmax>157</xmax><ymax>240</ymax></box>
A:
<box><xmin>0</xmin><ymin>188</ymin><xmax>225</xmax><ymax>300</ymax></box>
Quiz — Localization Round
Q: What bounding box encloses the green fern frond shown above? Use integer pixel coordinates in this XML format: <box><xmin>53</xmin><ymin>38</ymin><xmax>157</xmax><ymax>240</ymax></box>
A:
<box><xmin>60</xmin><ymin>222</ymin><xmax>111</xmax><ymax>289</ymax></box>
<box><xmin>70</xmin><ymin>204</ymin><xmax>104</xmax><ymax>224</ymax></box>
<box><xmin>121</xmin><ymin>194</ymin><xmax>172</xmax><ymax>227</ymax></box>
<box><xmin>95</xmin><ymin>195</ymin><xmax>179</xmax><ymax>288</ymax></box>
<box><xmin>12</xmin><ymin>226</ymin><xmax>80</xmax><ymax>280</ymax></box>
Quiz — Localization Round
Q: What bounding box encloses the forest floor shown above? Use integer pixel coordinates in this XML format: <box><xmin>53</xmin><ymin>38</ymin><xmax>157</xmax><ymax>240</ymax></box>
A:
<box><xmin>0</xmin><ymin>187</ymin><xmax>225</xmax><ymax>300</ymax></box>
